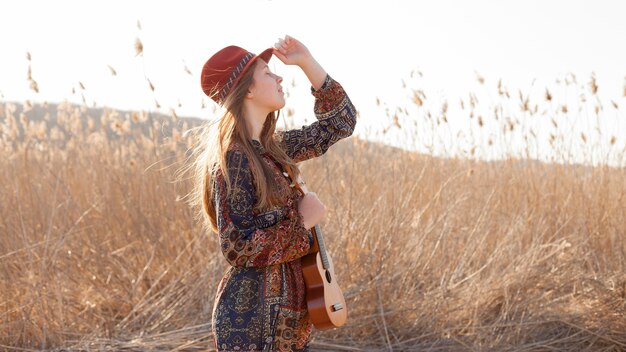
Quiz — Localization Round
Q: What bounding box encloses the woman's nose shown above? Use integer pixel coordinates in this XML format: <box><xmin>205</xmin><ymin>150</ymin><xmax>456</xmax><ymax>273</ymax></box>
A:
<box><xmin>276</xmin><ymin>75</ymin><xmax>283</xmax><ymax>84</ymax></box>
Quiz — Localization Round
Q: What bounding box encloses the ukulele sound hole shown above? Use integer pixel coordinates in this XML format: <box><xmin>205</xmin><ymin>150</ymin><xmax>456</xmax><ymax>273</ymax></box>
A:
<box><xmin>325</xmin><ymin>270</ymin><xmax>332</xmax><ymax>283</ymax></box>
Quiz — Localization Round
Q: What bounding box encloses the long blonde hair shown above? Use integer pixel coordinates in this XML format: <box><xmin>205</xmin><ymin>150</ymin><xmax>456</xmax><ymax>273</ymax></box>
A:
<box><xmin>182</xmin><ymin>60</ymin><xmax>300</xmax><ymax>234</ymax></box>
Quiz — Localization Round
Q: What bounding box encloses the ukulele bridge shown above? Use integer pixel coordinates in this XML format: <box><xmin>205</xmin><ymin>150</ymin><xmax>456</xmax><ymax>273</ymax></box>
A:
<box><xmin>331</xmin><ymin>303</ymin><xmax>344</xmax><ymax>312</ymax></box>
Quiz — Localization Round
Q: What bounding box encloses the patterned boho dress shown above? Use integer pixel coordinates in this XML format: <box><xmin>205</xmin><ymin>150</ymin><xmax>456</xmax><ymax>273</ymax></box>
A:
<box><xmin>211</xmin><ymin>74</ymin><xmax>357</xmax><ymax>351</ymax></box>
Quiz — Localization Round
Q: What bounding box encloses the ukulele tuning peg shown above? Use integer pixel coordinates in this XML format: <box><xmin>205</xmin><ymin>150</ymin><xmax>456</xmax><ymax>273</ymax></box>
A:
<box><xmin>282</xmin><ymin>172</ymin><xmax>289</xmax><ymax>177</ymax></box>
<box><xmin>290</xmin><ymin>183</ymin><xmax>295</xmax><ymax>188</ymax></box>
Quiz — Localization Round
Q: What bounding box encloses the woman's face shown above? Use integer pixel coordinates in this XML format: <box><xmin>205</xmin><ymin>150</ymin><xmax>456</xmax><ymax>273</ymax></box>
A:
<box><xmin>248</xmin><ymin>59</ymin><xmax>285</xmax><ymax>112</ymax></box>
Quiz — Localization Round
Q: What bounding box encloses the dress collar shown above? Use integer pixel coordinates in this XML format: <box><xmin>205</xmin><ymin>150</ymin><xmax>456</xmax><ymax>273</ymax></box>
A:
<box><xmin>251</xmin><ymin>139</ymin><xmax>266</xmax><ymax>153</ymax></box>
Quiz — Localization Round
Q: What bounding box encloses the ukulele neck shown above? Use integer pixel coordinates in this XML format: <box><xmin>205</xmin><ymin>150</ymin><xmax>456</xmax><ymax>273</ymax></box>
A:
<box><xmin>312</xmin><ymin>224</ymin><xmax>330</xmax><ymax>270</ymax></box>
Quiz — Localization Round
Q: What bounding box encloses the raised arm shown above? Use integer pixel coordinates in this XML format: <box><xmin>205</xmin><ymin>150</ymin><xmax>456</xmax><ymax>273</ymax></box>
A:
<box><xmin>273</xmin><ymin>35</ymin><xmax>326</xmax><ymax>90</ymax></box>
<box><xmin>272</xmin><ymin>35</ymin><xmax>357</xmax><ymax>163</ymax></box>
<box><xmin>276</xmin><ymin>75</ymin><xmax>357</xmax><ymax>163</ymax></box>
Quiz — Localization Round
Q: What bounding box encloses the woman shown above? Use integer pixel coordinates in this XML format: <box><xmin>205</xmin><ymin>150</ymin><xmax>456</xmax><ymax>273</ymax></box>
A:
<box><xmin>197</xmin><ymin>35</ymin><xmax>357</xmax><ymax>351</ymax></box>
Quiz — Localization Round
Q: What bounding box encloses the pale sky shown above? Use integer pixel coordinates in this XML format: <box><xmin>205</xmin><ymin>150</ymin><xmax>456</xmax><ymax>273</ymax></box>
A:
<box><xmin>2</xmin><ymin>0</ymin><xmax>625</xmax><ymax>164</ymax></box>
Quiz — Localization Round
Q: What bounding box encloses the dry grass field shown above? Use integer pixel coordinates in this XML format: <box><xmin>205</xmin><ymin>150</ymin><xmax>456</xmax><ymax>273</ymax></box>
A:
<box><xmin>2</xmin><ymin>40</ymin><xmax>626</xmax><ymax>350</ymax></box>
<box><xmin>1</xmin><ymin>93</ymin><xmax>625</xmax><ymax>351</ymax></box>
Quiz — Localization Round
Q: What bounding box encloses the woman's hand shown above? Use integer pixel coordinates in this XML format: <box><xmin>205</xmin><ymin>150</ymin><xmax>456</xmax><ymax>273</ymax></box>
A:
<box><xmin>273</xmin><ymin>35</ymin><xmax>312</xmax><ymax>67</ymax></box>
<box><xmin>272</xmin><ymin>34</ymin><xmax>327</xmax><ymax>91</ymax></box>
<box><xmin>297</xmin><ymin>192</ymin><xmax>326</xmax><ymax>230</ymax></box>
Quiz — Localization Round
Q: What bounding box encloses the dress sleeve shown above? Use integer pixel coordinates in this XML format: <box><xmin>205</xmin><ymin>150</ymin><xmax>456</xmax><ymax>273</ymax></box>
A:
<box><xmin>214</xmin><ymin>148</ymin><xmax>312</xmax><ymax>268</ymax></box>
<box><xmin>277</xmin><ymin>74</ymin><xmax>357</xmax><ymax>163</ymax></box>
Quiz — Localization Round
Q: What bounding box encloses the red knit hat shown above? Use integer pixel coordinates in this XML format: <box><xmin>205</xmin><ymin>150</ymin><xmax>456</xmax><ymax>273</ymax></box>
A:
<box><xmin>201</xmin><ymin>45</ymin><xmax>274</xmax><ymax>104</ymax></box>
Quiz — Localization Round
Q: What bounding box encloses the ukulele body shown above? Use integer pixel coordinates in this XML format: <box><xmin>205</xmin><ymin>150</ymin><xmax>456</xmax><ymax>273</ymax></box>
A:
<box><xmin>301</xmin><ymin>230</ymin><xmax>348</xmax><ymax>329</ymax></box>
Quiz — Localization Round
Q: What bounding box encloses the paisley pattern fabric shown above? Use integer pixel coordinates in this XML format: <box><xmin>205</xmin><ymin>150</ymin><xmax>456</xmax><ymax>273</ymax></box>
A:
<box><xmin>211</xmin><ymin>74</ymin><xmax>357</xmax><ymax>351</ymax></box>
<box><xmin>276</xmin><ymin>75</ymin><xmax>358</xmax><ymax>163</ymax></box>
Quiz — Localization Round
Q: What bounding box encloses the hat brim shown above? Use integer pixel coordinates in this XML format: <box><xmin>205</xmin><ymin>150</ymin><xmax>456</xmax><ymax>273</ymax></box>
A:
<box><xmin>257</xmin><ymin>47</ymin><xmax>274</xmax><ymax>64</ymax></box>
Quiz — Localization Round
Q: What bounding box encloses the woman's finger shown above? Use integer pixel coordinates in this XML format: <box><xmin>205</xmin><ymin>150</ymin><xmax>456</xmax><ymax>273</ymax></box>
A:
<box><xmin>277</xmin><ymin>39</ymin><xmax>290</xmax><ymax>52</ymax></box>
<box><xmin>272</xmin><ymin>49</ymin><xmax>287</xmax><ymax>62</ymax></box>
<box><xmin>273</xmin><ymin>42</ymin><xmax>286</xmax><ymax>54</ymax></box>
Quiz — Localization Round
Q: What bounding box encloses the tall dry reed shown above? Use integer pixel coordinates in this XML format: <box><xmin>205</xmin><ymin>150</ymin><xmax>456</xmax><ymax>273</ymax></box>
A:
<box><xmin>1</xmin><ymin>36</ymin><xmax>625</xmax><ymax>351</ymax></box>
<box><xmin>0</xmin><ymin>96</ymin><xmax>624</xmax><ymax>350</ymax></box>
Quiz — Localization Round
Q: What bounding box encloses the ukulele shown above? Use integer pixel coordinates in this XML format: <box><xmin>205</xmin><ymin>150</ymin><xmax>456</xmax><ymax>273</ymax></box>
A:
<box><xmin>282</xmin><ymin>163</ymin><xmax>348</xmax><ymax>330</ymax></box>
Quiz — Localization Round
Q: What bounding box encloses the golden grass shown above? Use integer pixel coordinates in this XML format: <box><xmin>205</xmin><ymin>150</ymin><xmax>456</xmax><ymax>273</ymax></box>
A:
<box><xmin>0</xmin><ymin>95</ymin><xmax>624</xmax><ymax>351</ymax></box>
<box><xmin>1</xmin><ymin>37</ymin><xmax>625</xmax><ymax>350</ymax></box>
